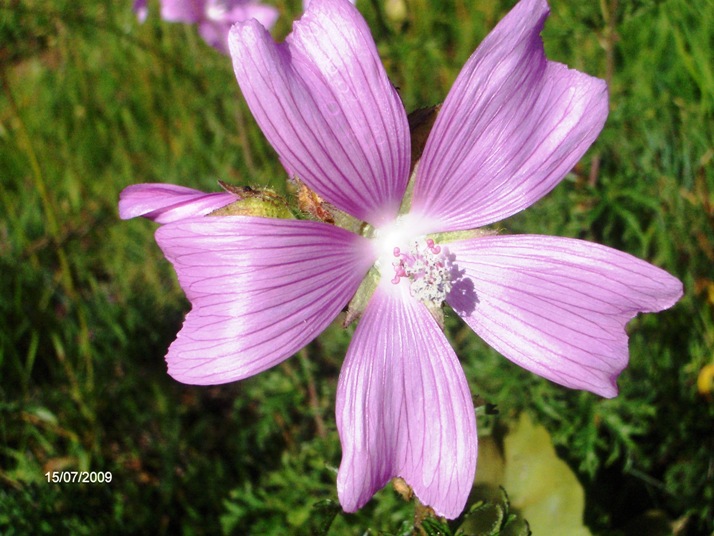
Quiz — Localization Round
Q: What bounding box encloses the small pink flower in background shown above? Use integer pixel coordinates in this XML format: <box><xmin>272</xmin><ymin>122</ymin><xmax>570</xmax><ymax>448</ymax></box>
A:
<box><xmin>133</xmin><ymin>0</ymin><xmax>279</xmax><ymax>54</ymax></box>
<box><xmin>120</xmin><ymin>0</ymin><xmax>683</xmax><ymax>519</ymax></box>
<box><xmin>133</xmin><ymin>0</ymin><xmax>150</xmax><ymax>23</ymax></box>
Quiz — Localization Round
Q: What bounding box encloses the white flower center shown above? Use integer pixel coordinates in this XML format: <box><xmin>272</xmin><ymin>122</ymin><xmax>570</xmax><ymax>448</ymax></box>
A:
<box><xmin>372</xmin><ymin>217</ymin><xmax>455</xmax><ymax>307</ymax></box>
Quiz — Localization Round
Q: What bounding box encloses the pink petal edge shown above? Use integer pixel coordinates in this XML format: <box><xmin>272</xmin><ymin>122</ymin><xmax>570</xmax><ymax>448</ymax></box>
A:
<box><xmin>447</xmin><ymin>235</ymin><xmax>683</xmax><ymax>397</ymax></box>
<box><xmin>198</xmin><ymin>4</ymin><xmax>280</xmax><ymax>54</ymax></box>
<box><xmin>228</xmin><ymin>0</ymin><xmax>410</xmax><ymax>227</ymax></box>
<box><xmin>118</xmin><ymin>183</ymin><xmax>237</xmax><ymax>224</ymax></box>
<box><xmin>155</xmin><ymin>216</ymin><xmax>374</xmax><ymax>384</ymax></box>
<box><xmin>411</xmin><ymin>0</ymin><xmax>608</xmax><ymax>233</ymax></box>
<box><xmin>336</xmin><ymin>283</ymin><xmax>477</xmax><ymax>518</ymax></box>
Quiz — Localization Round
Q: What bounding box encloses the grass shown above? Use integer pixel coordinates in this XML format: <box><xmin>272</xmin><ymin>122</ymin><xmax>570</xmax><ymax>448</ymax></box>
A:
<box><xmin>1</xmin><ymin>0</ymin><xmax>713</xmax><ymax>534</ymax></box>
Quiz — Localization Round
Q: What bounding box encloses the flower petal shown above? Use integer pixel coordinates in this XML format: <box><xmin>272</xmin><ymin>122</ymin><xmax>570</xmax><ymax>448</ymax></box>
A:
<box><xmin>223</xmin><ymin>4</ymin><xmax>279</xmax><ymax>30</ymax></box>
<box><xmin>411</xmin><ymin>0</ymin><xmax>608</xmax><ymax>232</ymax></box>
<box><xmin>118</xmin><ymin>183</ymin><xmax>237</xmax><ymax>224</ymax></box>
<box><xmin>155</xmin><ymin>217</ymin><xmax>373</xmax><ymax>384</ymax></box>
<box><xmin>336</xmin><ymin>283</ymin><xmax>477</xmax><ymax>519</ymax></box>
<box><xmin>228</xmin><ymin>0</ymin><xmax>410</xmax><ymax>226</ymax></box>
<box><xmin>199</xmin><ymin>3</ymin><xmax>280</xmax><ymax>54</ymax></box>
<box><xmin>447</xmin><ymin>235</ymin><xmax>683</xmax><ymax>397</ymax></box>
<box><xmin>161</xmin><ymin>0</ymin><xmax>203</xmax><ymax>23</ymax></box>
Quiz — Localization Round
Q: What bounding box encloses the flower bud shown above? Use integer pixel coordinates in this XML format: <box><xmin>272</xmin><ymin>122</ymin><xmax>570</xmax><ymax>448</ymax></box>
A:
<box><xmin>209</xmin><ymin>184</ymin><xmax>293</xmax><ymax>219</ymax></box>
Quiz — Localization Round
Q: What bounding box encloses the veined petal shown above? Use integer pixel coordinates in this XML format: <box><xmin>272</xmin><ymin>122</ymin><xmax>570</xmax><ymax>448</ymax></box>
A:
<box><xmin>447</xmin><ymin>235</ymin><xmax>683</xmax><ymax>397</ymax></box>
<box><xmin>411</xmin><ymin>0</ymin><xmax>608</xmax><ymax>233</ymax></box>
<box><xmin>118</xmin><ymin>183</ymin><xmax>237</xmax><ymax>224</ymax></box>
<box><xmin>155</xmin><ymin>217</ymin><xmax>374</xmax><ymax>384</ymax></box>
<box><xmin>228</xmin><ymin>0</ymin><xmax>410</xmax><ymax>227</ymax></box>
<box><xmin>336</xmin><ymin>282</ymin><xmax>477</xmax><ymax>519</ymax></box>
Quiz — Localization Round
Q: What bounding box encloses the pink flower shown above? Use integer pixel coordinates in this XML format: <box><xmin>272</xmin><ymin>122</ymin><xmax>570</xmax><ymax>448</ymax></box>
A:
<box><xmin>120</xmin><ymin>0</ymin><xmax>683</xmax><ymax>518</ymax></box>
<box><xmin>133</xmin><ymin>0</ymin><xmax>279</xmax><ymax>54</ymax></box>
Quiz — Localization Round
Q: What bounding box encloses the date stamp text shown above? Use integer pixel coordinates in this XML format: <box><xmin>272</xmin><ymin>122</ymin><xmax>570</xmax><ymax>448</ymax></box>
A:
<box><xmin>45</xmin><ymin>471</ymin><xmax>112</xmax><ymax>484</ymax></box>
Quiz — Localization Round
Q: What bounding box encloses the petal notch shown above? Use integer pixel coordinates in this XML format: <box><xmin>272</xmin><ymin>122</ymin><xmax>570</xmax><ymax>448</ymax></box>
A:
<box><xmin>156</xmin><ymin>217</ymin><xmax>373</xmax><ymax>384</ymax></box>
<box><xmin>229</xmin><ymin>0</ymin><xmax>410</xmax><ymax>226</ymax></box>
<box><xmin>337</xmin><ymin>284</ymin><xmax>477</xmax><ymax>518</ymax></box>
<box><xmin>448</xmin><ymin>235</ymin><xmax>683</xmax><ymax>397</ymax></box>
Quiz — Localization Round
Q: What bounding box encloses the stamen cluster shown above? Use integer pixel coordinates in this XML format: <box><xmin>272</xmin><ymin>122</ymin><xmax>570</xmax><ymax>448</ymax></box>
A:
<box><xmin>391</xmin><ymin>238</ymin><xmax>455</xmax><ymax>305</ymax></box>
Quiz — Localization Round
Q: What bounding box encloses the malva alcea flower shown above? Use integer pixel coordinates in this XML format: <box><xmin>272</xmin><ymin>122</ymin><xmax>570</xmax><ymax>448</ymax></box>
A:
<box><xmin>133</xmin><ymin>0</ymin><xmax>279</xmax><ymax>54</ymax></box>
<box><xmin>120</xmin><ymin>0</ymin><xmax>683</xmax><ymax>518</ymax></box>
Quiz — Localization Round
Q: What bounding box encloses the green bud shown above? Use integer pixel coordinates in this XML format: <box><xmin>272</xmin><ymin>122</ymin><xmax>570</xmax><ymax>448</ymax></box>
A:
<box><xmin>209</xmin><ymin>183</ymin><xmax>294</xmax><ymax>219</ymax></box>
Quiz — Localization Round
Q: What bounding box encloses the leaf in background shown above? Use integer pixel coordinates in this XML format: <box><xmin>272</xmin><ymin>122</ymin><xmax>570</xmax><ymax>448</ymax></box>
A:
<box><xmin>306</xmin><ymin>499</ymin><xmax>341</xmax><ymax>536</ymax></box>
<box><xmin>500</xmin><ymin>413</ymin><xmax>590</xmax><ymax>536</ymax></box>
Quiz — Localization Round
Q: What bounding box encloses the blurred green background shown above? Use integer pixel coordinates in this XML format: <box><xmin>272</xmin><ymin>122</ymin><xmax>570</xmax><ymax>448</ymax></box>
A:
<box><xmin>1</xmin><ymin>0</ymin><xmax>712</xmax><ymax>534</ymax></box>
